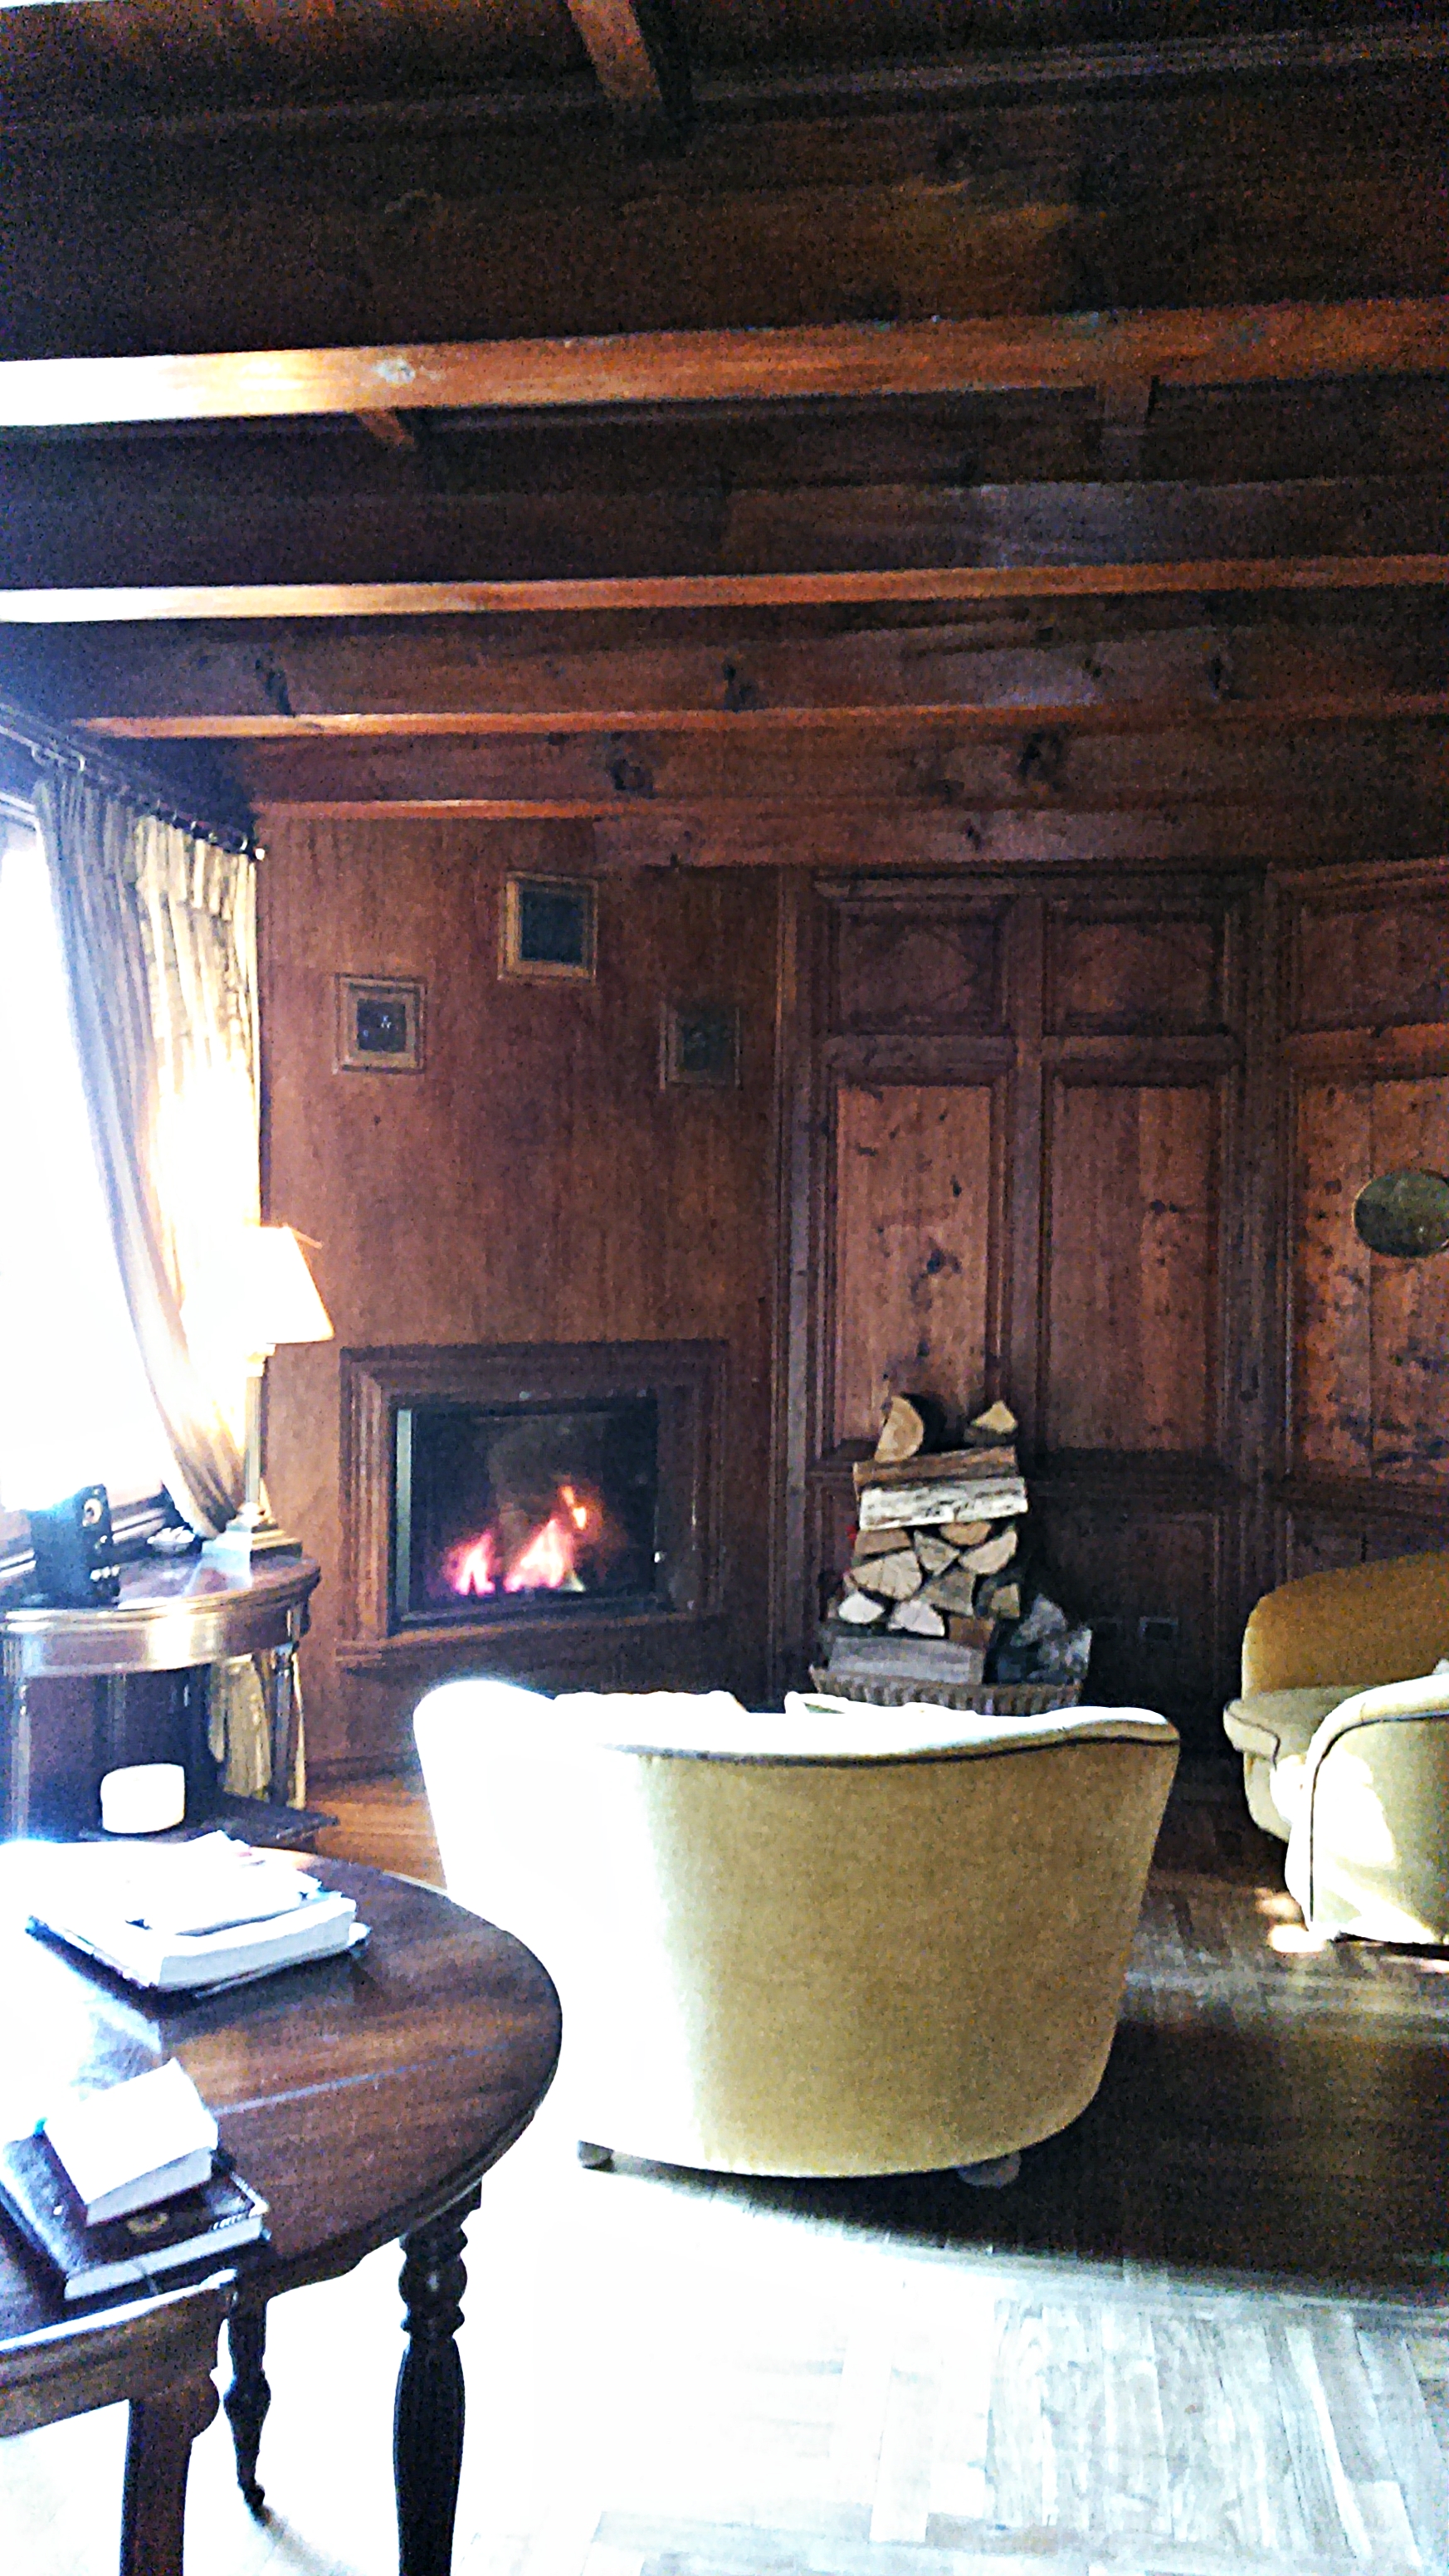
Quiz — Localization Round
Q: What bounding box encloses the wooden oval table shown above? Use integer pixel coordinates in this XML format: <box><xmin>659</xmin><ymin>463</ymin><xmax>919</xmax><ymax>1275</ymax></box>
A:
<box><xmin>0</xmin><ymin>1856</ymin><xmax>562</xmax><ymax>2575</ymax></box>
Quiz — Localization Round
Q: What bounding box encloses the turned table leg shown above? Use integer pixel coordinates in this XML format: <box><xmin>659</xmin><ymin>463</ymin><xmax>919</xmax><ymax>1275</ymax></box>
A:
<box><xmin>224</xmin><ymin>2300</ymin><xmax>271</xmax><ymax>2515</ymax></box>
<box><xmin>120</xmin><ymin>2358</ymin><xmax>218</xmax><ymax>2576</ymax></box>
<box><xmin>394</xmin><ymin>2190</ymin><xmax>481</xmax><ymax>2576</ymax></box>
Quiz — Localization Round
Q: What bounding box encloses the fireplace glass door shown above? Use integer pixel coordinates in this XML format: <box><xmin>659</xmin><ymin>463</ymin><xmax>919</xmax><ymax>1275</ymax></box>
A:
<box><xmin>394</xmin><ymin>1395</ymin><xmax>661</xmax><ymax>1626</ymax></box>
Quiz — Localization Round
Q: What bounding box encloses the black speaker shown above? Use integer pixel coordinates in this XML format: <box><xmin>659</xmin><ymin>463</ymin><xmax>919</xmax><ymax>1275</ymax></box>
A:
<box><xmin>28</xmin><ymin>1485</ymin><xmax>122</xmax><ymax>1608</ymax></box>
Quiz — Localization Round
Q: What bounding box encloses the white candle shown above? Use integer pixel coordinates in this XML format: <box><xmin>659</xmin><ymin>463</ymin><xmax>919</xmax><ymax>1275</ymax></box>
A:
<box><xmin>100</xmin><ymin>1764</ymin><xmax>186</xmax><ymax>1836</ymax></box>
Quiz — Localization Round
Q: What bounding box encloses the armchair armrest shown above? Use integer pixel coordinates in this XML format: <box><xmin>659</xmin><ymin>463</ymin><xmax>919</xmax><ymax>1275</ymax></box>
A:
<box><xmin>1286</xmin><ymin>1671</ymin><xmax>1449</xmax><ymax>1942</ymax></box>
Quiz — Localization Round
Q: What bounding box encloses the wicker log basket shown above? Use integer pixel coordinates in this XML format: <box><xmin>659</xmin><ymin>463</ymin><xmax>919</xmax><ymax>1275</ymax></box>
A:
<box><xmin>807</xmin><ymin>1670</ymin><xmax>1084</xmax><ymax>1717</ymax></box>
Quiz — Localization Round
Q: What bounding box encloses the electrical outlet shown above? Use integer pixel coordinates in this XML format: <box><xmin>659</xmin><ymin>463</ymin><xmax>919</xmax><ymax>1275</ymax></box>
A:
<box><xmin>1138</xmin><ymin>1615</ymin><xmax>1179</xmax><ymax>1648</ymax></box>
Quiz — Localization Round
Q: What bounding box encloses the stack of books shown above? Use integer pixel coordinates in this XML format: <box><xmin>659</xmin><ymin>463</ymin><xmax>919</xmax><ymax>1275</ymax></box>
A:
<box><xmin>21</xmin><ymin>1830</ymin><xmax>365</xmax><ymax>1994</ymax></box>
<box><xmin>0</xmin><ymin>2058</ymin><xmax>267</xmax><ymax>2301</ymax></box>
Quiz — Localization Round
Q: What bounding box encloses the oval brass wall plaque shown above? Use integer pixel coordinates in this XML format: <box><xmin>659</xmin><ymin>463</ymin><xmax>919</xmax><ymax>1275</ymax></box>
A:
<box><xmin>1353</xmin><ymin>1168</ymin><xmax>1449</xmax><ymax>1259</ymax></box>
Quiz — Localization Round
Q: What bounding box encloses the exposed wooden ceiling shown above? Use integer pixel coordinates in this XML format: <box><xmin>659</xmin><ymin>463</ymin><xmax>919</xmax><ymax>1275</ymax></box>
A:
<box><xmin>0</xmin><ymin>2</ymin><xmax>1442</xmax><ymax>849</ymax></box>
<box><xmin>3</xmin><ymin>2</ymin><xmax>1441</xmax><ymax>122</ymax></box>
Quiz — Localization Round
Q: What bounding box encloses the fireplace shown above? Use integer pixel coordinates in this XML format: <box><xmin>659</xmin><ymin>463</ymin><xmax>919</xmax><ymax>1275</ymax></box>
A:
<box><xmin>395</xmin><ymin>1391</ymin><xmax>662</xmax><ymax>1626</ymax></box>
<box><xmin>339</xmin><ymin>1341</ymin><xmax>726</xmax><ymax>1692</ymax></box>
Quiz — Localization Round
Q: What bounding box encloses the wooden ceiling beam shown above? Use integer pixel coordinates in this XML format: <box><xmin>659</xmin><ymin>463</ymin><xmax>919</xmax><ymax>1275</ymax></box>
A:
<box><xmin>250</xmin><ymin>801</ymin><xmax>1447</xmax><ymax>871</ymax></box>
<box><xmin>2</xmin><ymin>557</ymin><xmax>1444</xmax><ymax>624</ymax></box>
<box><xmin>3</xmin><ymin>472</ymin><xmax>1436</xmax><ymax>596</ymax></box>
<box><xmin>564</xmin><ymin>0</ymin><xmax>691</xmax><ymax>137</ymax></box>
<box><xmin>214</xmin><ymin>719</ymin><xmax>1449</xmax><ymax>813</ymax></box>
<box><xmin>35</xmin><ymin>608</ymin><xmax>1447</xmax><ymax>732</ymax></box>
<box><xmin>0</xmin><ymin>300</ymin><xmax>1442</xmax><ymax>432</ymax></box>
<box><xmin>79</xmin><ymin>694</ymin><xmax>1449</xmax><ymax>744</ymax></box>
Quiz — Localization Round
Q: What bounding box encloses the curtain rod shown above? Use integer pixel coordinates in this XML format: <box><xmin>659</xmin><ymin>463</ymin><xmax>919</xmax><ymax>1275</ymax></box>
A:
<box><xmin>0</xmin><ymin>695</ymin><xmax>257</xmax><ymax>856</ymax></box>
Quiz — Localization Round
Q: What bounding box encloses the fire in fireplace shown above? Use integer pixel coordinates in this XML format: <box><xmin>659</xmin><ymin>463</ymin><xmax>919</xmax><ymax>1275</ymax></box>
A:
<box><xmin>340</xmin><ymin>1342</ymin><xmax>724</xmax><ymax>1679</ymax></box>
<box><xmin>395</xmin><ymin>1394</ymin><xmax>661</xmax><ymax>1625</ymax></box>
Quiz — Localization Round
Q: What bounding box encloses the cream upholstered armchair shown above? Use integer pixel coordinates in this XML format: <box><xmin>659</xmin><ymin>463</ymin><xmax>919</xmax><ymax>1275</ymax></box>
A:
<box><xmin>413</xmin><ymin>1681</ymin><xmax>1178</xmax><ymax>2180</ymax></box>
<box><xmin>1223</xmin><ymin>1550</ymin><xmax>1449</xmax><ymax>1942</ymax></box>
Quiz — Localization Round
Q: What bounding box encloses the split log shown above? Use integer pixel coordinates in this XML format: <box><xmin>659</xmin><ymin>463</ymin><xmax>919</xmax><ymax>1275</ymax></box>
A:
<box><xmin>853</xmin><ymin>1525</ymin><xmax>911</xmax><ymax>1564</ymax></box>
<box><xmin>835</xmin><ymin>1588</ymin><xmax>886</xmax><ymax>1626</ymax></box>
<box><xmin>858</xmin><ymin>1475</ymin><xmax>1027</xmax><ymax>1533</ymax></box>
<box><xmin>919</xmin><ymin>1567</ymin><xmax>981</xmax><ymax>1616</ymax></box>
<box><xmin>852</xmin><ymin>1549</ymin><xmax>923</xmax><ymax>1602</ymax></box>
<box><xmin>957</xmin><ymin>1525</ymin><xmax>1020</xmax><ymax>1576</ymax></box>
<box><xmin>912</xmin><ymin>1533</ymin><xmax>959</xmax><ymax>1576</ymax></box>
<box><xmin>873</xmin><ymin>1394</ymin><xmax>926</xmax><ymax>1465</ymax></box>
<box><xmin>823</xmin><ymin>1636</ymin><xmax>984</xmax><ymax>1689</ymax></box>
<box><xmin>977</xmin><ymin>1578</ymin><xmax>1022</xmax><ymax>1621</ymax></box>
<box><xmin>969</xmin><ymin>1400</ymin><xmax>1018</xmax><ymax>1438</ymax></box>
<box><xmin>888</xmin><ymin>1597</ymin><xmax>947</xmax><ymax>1637</ymax></box>
<box><xmin>946</xmin><ymin>1614</ymin><xmax>997</xmax><ymax>1651</ymax></box>
<box><xmin>854</xmin><ymin>1443</ymin><xmax>1016</xmax><ymax>1495</ymax></box>
<box><xmin>941</xmin><ymin>1518</ymin><xmax>992</xmax><ymax>1547</ymax></box>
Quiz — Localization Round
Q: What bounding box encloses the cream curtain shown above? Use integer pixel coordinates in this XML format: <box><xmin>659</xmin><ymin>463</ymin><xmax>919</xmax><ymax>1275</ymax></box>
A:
<box><xmin>36</xmin><ymin>769</ymin><xmax>291</xmax><ymax>1797</ymax></box>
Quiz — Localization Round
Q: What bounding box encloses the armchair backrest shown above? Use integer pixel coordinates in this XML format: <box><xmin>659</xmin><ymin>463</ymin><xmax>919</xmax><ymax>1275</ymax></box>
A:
<box><xmin>1242</xmin><ymin>1550</ymin><xmax>1449</xmax><ymax>1695</ymax></box>
<box><xmin>413</xmin><ymin>1680</ymin><xmax>1178</xmax><ymax>2178</ymax></box>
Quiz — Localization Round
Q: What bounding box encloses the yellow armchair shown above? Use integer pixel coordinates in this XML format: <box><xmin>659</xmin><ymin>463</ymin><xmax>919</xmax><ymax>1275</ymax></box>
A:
<box><xmin>414</xmin><ymin>1681</ymin><xmax>1178</xmax><ymax>2179</ymax></box>
<box><xmin>1224</xmin><ymin>1551</ymin><xmax>1449</xmax><ymax>1940</ymax></box>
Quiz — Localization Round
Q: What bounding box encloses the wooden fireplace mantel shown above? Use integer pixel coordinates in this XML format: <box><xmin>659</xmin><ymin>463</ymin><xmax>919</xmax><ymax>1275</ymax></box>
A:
<box><xmin>337</xmin><ymin>1340</ymin><xmax>728</xmax><ymax>1696</ymax></box>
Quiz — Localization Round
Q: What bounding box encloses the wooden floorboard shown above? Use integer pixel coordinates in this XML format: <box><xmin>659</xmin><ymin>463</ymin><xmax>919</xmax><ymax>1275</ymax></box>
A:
<box><xmin>3</xmin><ymin>1764</ymin><xmax>1447</xmax><ymax>2575</ymax></box>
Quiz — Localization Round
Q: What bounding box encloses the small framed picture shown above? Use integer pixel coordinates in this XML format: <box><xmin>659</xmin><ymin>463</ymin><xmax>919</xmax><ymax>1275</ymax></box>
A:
<box><xmin>661</xmin><ymin>1002</ymin><xmax>742</xmax><ymax>1091</ymax></box>
<box><xmin>500</xmin><ymin>876</ymin><xmax>597</xmax><ymax>983</ymax></box>
<box><xmin>335</xmin><ymin>974</ymin><xmax>425</xmax><ymax>1074</ymax></box>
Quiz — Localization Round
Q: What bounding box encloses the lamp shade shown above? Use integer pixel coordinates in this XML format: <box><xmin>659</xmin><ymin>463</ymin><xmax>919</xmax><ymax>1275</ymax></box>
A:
<box><xmin>187</xmin><ymin>1224</ymin><xmax>334</xmax><ymax>1361</ymax></box>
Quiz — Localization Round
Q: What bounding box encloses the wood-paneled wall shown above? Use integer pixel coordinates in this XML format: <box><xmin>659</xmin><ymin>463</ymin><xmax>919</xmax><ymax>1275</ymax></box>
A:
<box><xmin>242</xmin><ymin>806</ymin><xmax>1449</xmax><ymax>1778</ymax></box>
<box><xmin>1274</xmin><ymin>858</ymin><xmax>1449</xmax><ymax>1583</ymax></box>
<box><xmin>783</xmin><ymin>857</ymin><xmax>1449</xmax><ymax>1749</ymax></box>
<box><xmin>258</xmin><ymin>817</ymin><xmax>782</xmax><ymax>1779</ymax></box>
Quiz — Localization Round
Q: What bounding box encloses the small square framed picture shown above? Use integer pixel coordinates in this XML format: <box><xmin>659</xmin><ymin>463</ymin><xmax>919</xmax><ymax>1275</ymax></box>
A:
<box><xmin>500</xmin><ymin>876</ymin><xmax>597</xmax><ymax>983</ymax></box>
<box><xmin>661</xmin><ymin>1002</ymin><xmax>742</xmax><ymax>1091</ymax></box>
<box><xmin>334</xmin><ymin>974</ymin><xmax>426</xmax><ymax>1073</ymax></box>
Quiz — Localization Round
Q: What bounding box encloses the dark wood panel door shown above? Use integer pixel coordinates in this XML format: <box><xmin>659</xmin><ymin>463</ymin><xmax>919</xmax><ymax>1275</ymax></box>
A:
<box><xmin>831</xmin><ymin>1080</ymin><xmax>1000</xmax><ymax>1447</ymax></box>
<box><xmin>783</xmin><ymin>869</ymin><xmax>1257</xmax><ymax>1740</ymax></box>
<box><xmin>1042</xmin><ymin>1072</ymin><xmax>1227</xmax><ymax>1455</ymax></box>
<box><xmin>1276</xmin><ymin>862</ymin><xmax>1449</xmax><ymax>1577</ymax></box>
<box><xmin>1291</xmin><ymin>1069</ymin><xmax>1449</xmax><ymax>1485</ymax></box>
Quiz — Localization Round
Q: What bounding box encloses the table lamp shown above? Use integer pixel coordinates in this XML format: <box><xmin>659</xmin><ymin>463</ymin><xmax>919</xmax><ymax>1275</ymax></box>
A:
<box><xmin>190</xmin><ymin>1225</ymin><xmax>334</xmax><ymax>1561</ymax></box>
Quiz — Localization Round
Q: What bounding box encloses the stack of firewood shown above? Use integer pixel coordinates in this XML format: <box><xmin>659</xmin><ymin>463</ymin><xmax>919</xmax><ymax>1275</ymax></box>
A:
<box><xmin>814</xmin><ymin>1394</ymin><xmax>1089</xmax><ymax>1709</ymax></box>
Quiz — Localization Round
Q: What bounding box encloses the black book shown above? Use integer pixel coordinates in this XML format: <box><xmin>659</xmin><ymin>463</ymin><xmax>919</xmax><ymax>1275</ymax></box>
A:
<box><xmin>0</xmin><ymin>2130</ymin><xmax>268</xmax><ymax>2302</ymax></box>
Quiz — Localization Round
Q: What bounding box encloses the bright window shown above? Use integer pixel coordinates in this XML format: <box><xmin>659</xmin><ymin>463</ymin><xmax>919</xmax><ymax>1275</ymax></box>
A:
<box><xmin>0</xmin><ymin>807</ymin><xmax>171</xmax><ymax>1509</ymax></box>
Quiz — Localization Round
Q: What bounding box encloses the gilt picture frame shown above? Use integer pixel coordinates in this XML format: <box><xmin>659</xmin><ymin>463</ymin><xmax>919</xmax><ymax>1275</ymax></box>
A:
<box><xmin>500</xmin><ymin>876</ymin><xmax>598</xmax><ymax>983</ymax></box>
<box><xmin>661</xmin><ymin>1003</ymin><xmax>742</xmax><ymax>1091</ymax></box>
<box><xmin>334</xmin><ymin>974</ymin><xmax>426</xmax><ymax>1074</ymax></box>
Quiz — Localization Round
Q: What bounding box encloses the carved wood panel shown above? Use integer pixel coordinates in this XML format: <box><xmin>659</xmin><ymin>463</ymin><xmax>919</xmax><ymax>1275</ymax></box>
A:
<box><xmin>1032</xmin><ymin>1492</ymin><xmax>1228</xmax><ymax>1732</ymax></box>
<box><xmin>1043</xmin><ymin>1076</ymin><xmax>1224</xmax><ymax>1453</ymax></box>
<box><xmin>832</xmin><ymin>1081</ymin><xmax>998</xmax><ymax>1446</ymax></box>
<box><xmin>1044</xmin><ymin>900</ymin><xmax>1233</xmax><ymax>1037</ymax></box>
<box><xmin>831</xmin><ymin>898</ymin><xmax>1007</xmax><ymax>1035</ymax></box>
<box><xmin>1278</xmin><ymin>1503</ymin><xmax>1449</xmax><ymax>1584</ymax></box>
<box><xmin>1290</xmin><ymin>881</ymin><xmax>1449</xmax><ymax>1031</ymax></box>
<box><xmin>1291</xmin><ymin>1071</ymin><xmax>1449</xmax><ymax>1484</ymax></box>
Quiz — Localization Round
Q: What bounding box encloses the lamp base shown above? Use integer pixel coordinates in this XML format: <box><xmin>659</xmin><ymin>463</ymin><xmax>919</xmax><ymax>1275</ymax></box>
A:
<box><xmin>247</xmin><ymin>1522</ymin><xmax>304</xmax><ymax>1559</ymax></box>
<box><xmin>202</xmin><ymin>1517</ymin><xmax>303</xmax><ymax>1570</ymax></box>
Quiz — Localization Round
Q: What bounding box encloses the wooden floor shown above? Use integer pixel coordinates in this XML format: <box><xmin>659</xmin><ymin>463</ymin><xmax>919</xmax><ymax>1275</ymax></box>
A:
<box><xmin>4</xmin><ymin>1763</ymin><xmax>1449</xmax><ymax>2576</ymax></box>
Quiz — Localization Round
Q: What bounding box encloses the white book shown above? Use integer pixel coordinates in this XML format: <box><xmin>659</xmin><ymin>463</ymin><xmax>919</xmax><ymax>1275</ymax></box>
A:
<box><xmin>42</xmin><ymin>2059</ymin><xmax>219</xmax><ymax>2226</ymax></box>
<box><xmin>22</xmin><ymin>1840</ymin><xmax>362</xmax><ymax>1993</ymax></box>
